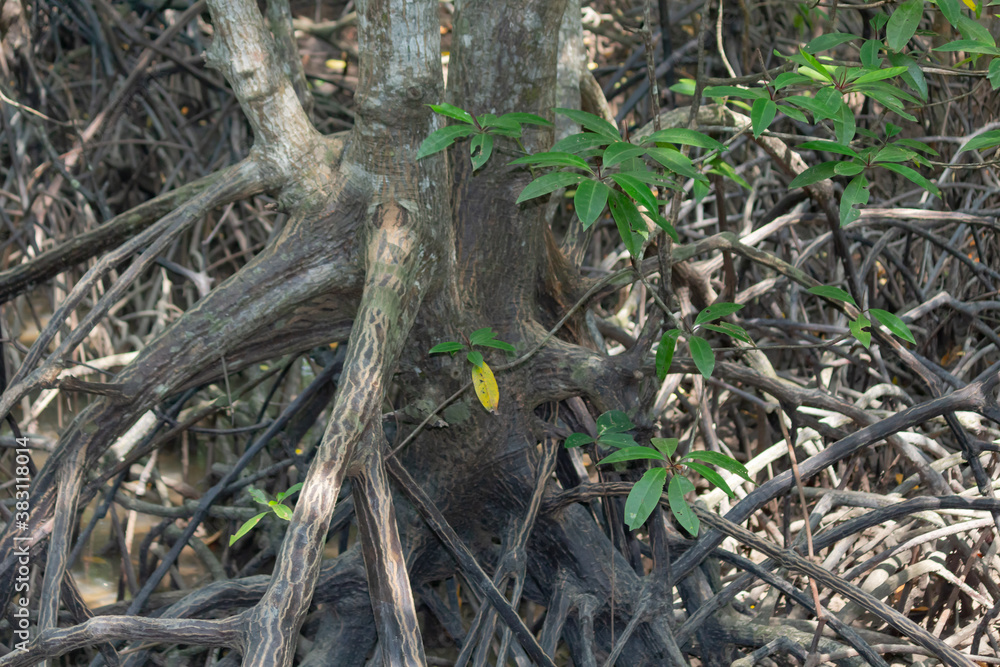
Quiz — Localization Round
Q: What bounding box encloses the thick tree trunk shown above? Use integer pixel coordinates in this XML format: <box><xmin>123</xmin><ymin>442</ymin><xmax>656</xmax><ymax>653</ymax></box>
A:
<box><xmin>10</xmin><ymin>1</ymin><xmax>991</xmax><ymax>666</ymax></box>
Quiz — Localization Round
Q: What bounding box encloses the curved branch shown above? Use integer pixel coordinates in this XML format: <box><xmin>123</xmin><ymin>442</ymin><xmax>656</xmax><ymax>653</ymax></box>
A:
<box><xmin>693</xmin><ymin>507</ymin><xmax>975</xmax><ymax>667</ymax></box>
<box><xmin>0</xmin><ymin>616</ymin><xmax>241</xmax><ymax>667</ymax></box>
<box><xmin>0</xmin><ymin>185</ymin><xmax>364</xmax><ymax>619</ymax></box>
<box><xmin>242</xmin><ymin>201</ymin><xmax>432</xmax><ymax>666</ymax></box>
<box><xmin>0</xmin><ymin>165</ymin><xmax>241</xmax><ymax>303</ymax></box>
<box><xmin>0</xmin><ymin>158</ymin><xmax>267</xmax><ymax>423</ymax></box>
<box><xmin>671</xmin><ymin>368</ymin><xmax>1000</xmax><ymax>587</ymax></box>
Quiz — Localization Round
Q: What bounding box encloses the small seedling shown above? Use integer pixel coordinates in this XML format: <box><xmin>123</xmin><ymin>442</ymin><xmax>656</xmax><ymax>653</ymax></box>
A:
<box><xmin>565</xmin><ymin>411</ymin><xmax>753</xmax><ymax>535</ymax></box>
<box><xmin>429</xmin><ymin>328</ymin><xmax>515</xmax><ymax>414</ymax></box>
<box><xmin>656</xmin><ymin>302</ymin><xmax>753</xmax><ymax>381</ymax></box>
<box><xmin>229</xmin><ymin>483</ymin><xmax>303</xmax><ymax>546</ymax></box>
<box><xmin>807</xmin><ymin>285</ymin><xmax>916</xmax><ymax>349</ymax></box>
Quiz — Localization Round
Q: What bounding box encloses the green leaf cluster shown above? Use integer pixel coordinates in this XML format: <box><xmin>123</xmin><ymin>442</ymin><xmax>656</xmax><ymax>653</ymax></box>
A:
<box><xmin>564</xmin><ymin>412</ymin><xmax>753</xmax><ymax>534</ymax></box>
<box><xmin>513</xmin><ymin>108</ymin><xmax>740</xmax><ymax>256</ymax></box>
<box><xmin>701</xmin><ymin>13</ymin><xmax>988</xmax><ymax>224</ymax></box>
<box><xmin>807</xmin><ymin>285</ymin><xmax>917</xmax><ymax>348</ymax></box>
<box><xmin>656</xmin><ymin>302</ymin><xmax>752</xmax><ymax>381</ymax></box>
<box><xmin>428</xmin><ymin>327</ymin><xmax>516</xmax><ymax>358</ymax></box>
<box><xmin>416</xmin><ymin>103</ymin><xmax>553</xmax><ymax>170</ymax></box>
<box><xmin>230</xmin><ymin>483</ymin><xmax>304</xmax><ymax>546</ymax></box>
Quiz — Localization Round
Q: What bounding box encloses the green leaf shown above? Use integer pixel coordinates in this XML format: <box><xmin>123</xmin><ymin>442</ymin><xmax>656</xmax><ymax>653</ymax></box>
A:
<box><xmin>990</xmin><ymin>58</ymin><xmax>1000</xmax><ymax>90</ymax></box>
<box><xmin>624</xmin><ymin>468</ymin><xmax>667</xmax><ymax>531</ymax></box>
<box><xmin>862</xmin><ymin>88</ymin><xmax>918</xmax><ymax>122</ymax></box>
<box><xmin>695</xmin><ymin>302</ymin><xmax>744</xmax><ymax>325</ymax></box>
<box><xmin>598</xmin><ymin>432</ymin><xmax>641</xmax><ymax>448</ymax></box>
<box><xmin>656</xmin><ymin>329</ymin><xmax>681</xmax><ymax>381</ymax></box>
<box><xmin>850</xmin><ymin>313</ymin><xmax>872</xmax><ymax>348</ymax></box>
<box><xmin>498</xmin><ymin>112</ymin><xmax>553</xmax><ymax>127</ymax></box>
<box><xmin>689</xmin><ymin>335</ymin><xmax>716</xmax><ymax>378</ymax></box>
<box><xmin>602</xmin><ymin>141</ymin><xmax>647</xmax><ymax>167</ymax></box>
<box><xmin>553</xmin><ymin>107</ymin><xmax>621</xmax><ymax>140</ymax></box>
<box><xmin>870</xmin><ymin>308</ymin><xmax>917</xmax><ymax>344</ymax></box>
<box><xmin>467</xmin><ymin>350</ymin><xmax>484</xmax><ymax>367</ymax></box>
<box><xmin>799</xmin><ymin>49</ymin><xmax>834</xmax><ymax>80</ymax></box>
<box><xmin>751</xmin><ymin>98</ymin><xmax>777</xmax><ymax>138</ymax></box>
<box><xmin>880</xmin><ymin>162</ymin><xmax>941</xmax><ymax>197</ymax></box>
<box><xmin>681</xmin><ymin>451</ymin><xmax>753</xmax><ymax>483</ymax></box>
<box><xmin>851</xmin><ymin>66</ymin><xmax>909</xmax><ymax>85</ymax></box>
<box><xmin>779</xmin><ymin>104</ymin><xmax>809</xmax><ymax>123</ymax></box>
<box><xmin>516</xmin><ymin>172</ymin><xmax>587</xmax><ymax>204</ymax></box>
<box><xmin>703</xmin><ymin>86</ymin><xmax>768</xmax><ymax>99</ymax></box>
<box><xmin>692</xmin><ymin>179</ymin><xmax>710</xmax><ymax>203</ymax></box>
<box><xmin>428</xmin><ymin>103</ymin><xmax>474</xmax><ymax>124</ymax></box>
<box><xmin>469</xmin><ymin>328</ymin><xmax>516</xmax><ymax>352</ymax></box>
<box><xmin>834</xmin><ymin>161</ymin><xmax>864</xmax><ymax>176</ymax></box>
<box><xmin>270</xmin><ymin>503</ymin><xmax>293</xmax><ymax>521</ymax></box>
<box><xmin>599</xmin><ymin>446</ymin><xmax>666</xmax><ymax>464</ymax></box>
<box><xmin>551</xmin><ymin>132</ymin><xmax>614</xmax><ymax>154</ymax></box>
<box><xmin>707</xmin><ymin>158</ymin><xmax>751</xmax><ymax>189</ymax></box>
<box><xmin>785</xmin><ymin>95</ymin><xmax>839</xmax><ymax>121</ymax></box>
<box><xmin>669</xmin><ymin>78</ymin><xmax>697</xmax><ymax>95</ymax></box>
<box><xmin>815</xmin><ymin>87</ymin><xmax>847</xmax><ymax>120</ymax></box>
<box><xmin>597</xmin><ymin>410</ymin><xmax>634</xmax><ymax>434</ymax></box>
<box><xmin>574</xmin><ymin>180</ymin><xmax>610</xmax><ymax>228</ymax></box>
<box><xmin>797</xmin><ymin>140</ymin><xmax>860</xmax><ymax>158</ymax></box>
<box><xmin>611</xmin><ymin>173</ymin><xmax>659</xmax><ymax>214</ymax></box>
<box><xmin>870</xmin><ymin>11</ymin><xmax>890</xmax><ymax>32</ymax></box>
<box><xmin>607</xmin><ymin>190</ymin><xmax>646</xmax><ymax>257</ymax></box>
<box><xmin>701</xmin><ymin>322</ymin><xmax>753</xmax><ymax>343</ymax></box>
<box><xmin>840</xmin><ymin>174</ymin><xmax>870</xmax><ymax>226</ymax></box>
<box><xmin>429</xmin><ymin>341</ymin><xmax>465</xmax><ymax>354</ymax></box>
<box><xmin>937</xmin><ymin>0</ymin><xmax>963</xmax><ymax>28</ymax></box>
<box><xmin>804</xmin><ymin>32</ymin><xmax>860</xmax><ymax>53</ymax></box>
<box><xmin>564</xmin><ymin>433</ymin><xmax>595</xmax><ymax>448</ymax></box>
<box><xmin>613</xmin><ymin>170</ymin><xmax>677</xmax><ymax>187</ymax></box>
<box><xmin>893</xmin><ymin>138</ymin><xmax>939</xmax><ymax>155</ymax></box>
<box><xmin>646</xmin><ymin>147</ymin><xmax>707</xmax><ymax>182</ymax></box>
<box><xmin>667</xmin><ymin>474</ymin><xmax>699</xmax><ymax>536</ymax></box>
<box><xmin>229</xmin><ymin>512</ymin><xmax>268</xmax><ymax>546</ymax></box>
<box><xmin>470</xmin><ymin>133</ymin><xmax>494</xmax><ymax>170</ymax></box>
<box><xmin>657</xmin><ymin>218</ymin><xmax>680</xmax><ymax>243</ymax></box>
<box><xmin>808</xmin><ymin>285</ymin><xmax>857</xmax><ymax>306</ymax></box>
<box><xmin>861</xmin><ymin>39</ymin><xmax>883</xmax><ymax>68</ymax></box>
<box><xmin>479</xmin><ymin>114</ymin><xmax>521</xmax><ymax>134</ymax></box>
<box><xmin>684</xmin><ymin>461</ymin><xmax>735</xmax><ymax>497</ymax></box>
<box><xmin>417</xmin><ymin>125</ymin><xmax>477</xmax><ymax>160</ymax></box>
<box><xmin>651</xmin><ymin>437</ymin><xmax>679</xmax><ymax>458</ymax></box>
<box><xmin>641</xmin><ymin>128</ymin><xmax>727</xmax><ymax>152</ymax></box>
<box><xmin>954</xmin><ymin>15</ymin><xmax>995</xmax><ymax>46</ymax></box>
<box><xmin>873</xmin><ymin>144</ymin><xmax>916</xmax><ymax>163</ymax></box>
<box><xmin>886</xmin><ymin>0</ymin><xmax>923</xmax><ymax>52</ymax></box>
<box><xmin>959</xmin><ymin>129</ymin><xmax>1000</xmax><ymax>152</ymax></box>
<box><xmin>772</xmin><ymin>72</ymin><xmax>813</xmax><ymax>90</ymax></box>
<box><xmin>887</xmin><ymin>53</ymin><xmax>928</xmax><ymax>100</ymax></box>
<box><xmin>863</xmin><ymin>79</ymin><xmax>922</xmax><ymax>104</ymax></box>
<box><xmin>275</xmin><ymin>483</ymin><xmax>304</xmax><ymax>503</ymax></box>
<box><xmin>248</xmin><ymin>487</ymin><xmax>268</xmax><ymax>505</ymax></box>
<box><xmin>509</xmin><ymin>151</ymin><xmax>592</xmax><ymax>171</ymax></box>
<box><xmin>478</xmin><ymin>339</ymin><xmax>516</xmax><ymax>353</ymax></box>
<box><xmin>469</xmin><ymin>327</ymin><xmax>497</xmax><ymax>346</ymax></box>
<box><xmin>788</xmin><ymin>160</ymin><xmax>840</xmax><ymax>189</ymax></box>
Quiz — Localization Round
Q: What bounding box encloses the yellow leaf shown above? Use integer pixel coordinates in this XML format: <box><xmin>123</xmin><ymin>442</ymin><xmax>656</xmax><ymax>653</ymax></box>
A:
<box><xmin>471</xmin><ymin>361</ymin><xmax>499</xmax><ymax>414</ymax></box>
<box><xmin>961</xmin><ymin>0</ymin><xmax>977</xmax><ymax>10</ymax></box>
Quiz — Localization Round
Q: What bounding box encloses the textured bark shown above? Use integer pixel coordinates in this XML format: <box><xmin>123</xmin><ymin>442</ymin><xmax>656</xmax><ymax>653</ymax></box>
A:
<box><xmin>7</xmin><ymin>0</ymin><xmax>976</xmax><ymax>665</ymax></box>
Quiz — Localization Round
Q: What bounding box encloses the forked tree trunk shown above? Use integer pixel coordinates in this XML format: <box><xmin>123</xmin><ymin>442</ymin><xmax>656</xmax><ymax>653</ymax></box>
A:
<box><xmin>0</xmin><ymin>0</ymin><xmax>689</xmax><ymax>665</ymax></box>
<box><xmin>3</xmin><ymin>0</ymin><xmax>996</xmax><ymax>664</ymax></box>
